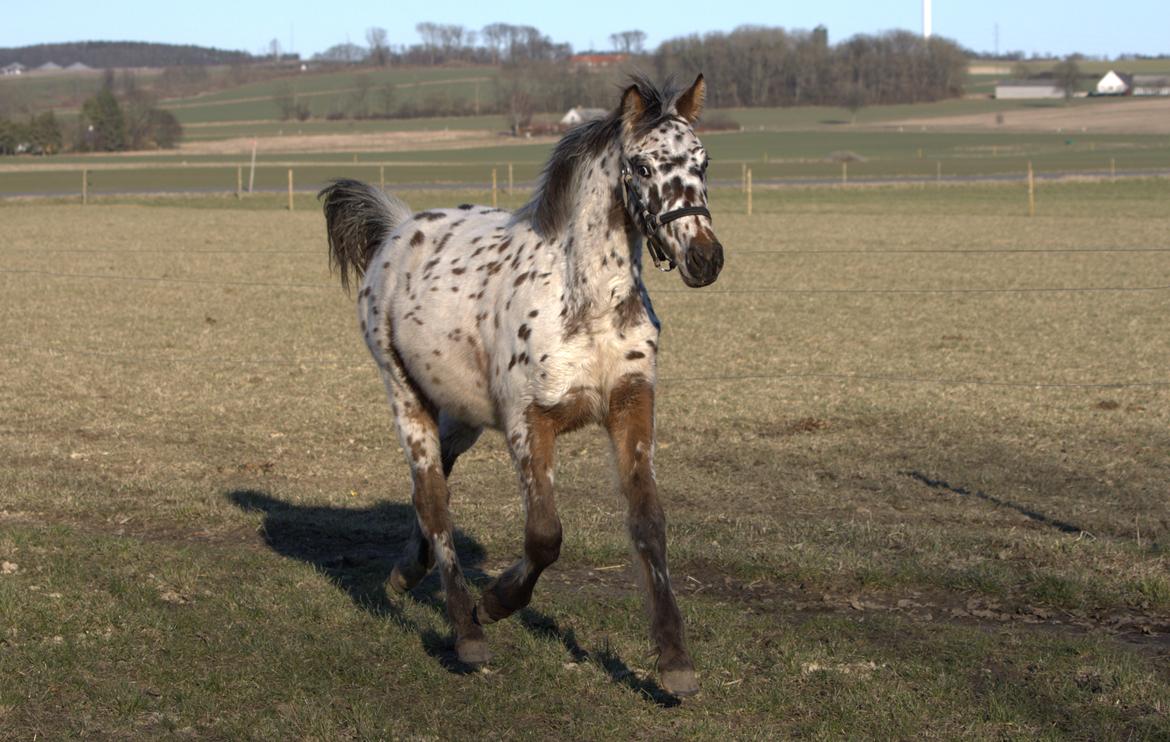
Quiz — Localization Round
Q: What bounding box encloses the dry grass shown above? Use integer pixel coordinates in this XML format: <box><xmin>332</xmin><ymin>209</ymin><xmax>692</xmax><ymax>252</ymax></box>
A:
<box><xmin>1</xmin><ymin>182</ymin><xmax>1168</xmax><ymax>737</ymax></box>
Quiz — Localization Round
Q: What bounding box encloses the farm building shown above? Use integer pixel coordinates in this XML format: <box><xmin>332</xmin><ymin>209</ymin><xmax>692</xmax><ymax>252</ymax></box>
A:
<box><xmin>35</xmin><ymin>62</ymin><xmax>62</xmax><ymax>73</ymax></box>
<box><xmin>1132</xmin><ymin>74</ymin><xmax>1170</xmax><ymax>96</ymax></box>
<box><xmin>994</xmin><ymin>80</ymin><xmax>1065</xmax><ymax>99</ymax></box>
<box><xmin>1095</xmin><ymin>70</ymin><xmax>1131</xmax><ymax>95</ymax></box>
<box><xmin>1</xmin><ymin>62</ymin><xmax>25</xmax><ymax>76</ymax></box>
<box><xmin>569</xmin><ymin>53</ymin><xmax>627</xmax><ymax>70</ymax></box>
<box><xmin>560</xmin><ymin>106</ymin><xmax>608</xmax><ymax>127</ymax></box>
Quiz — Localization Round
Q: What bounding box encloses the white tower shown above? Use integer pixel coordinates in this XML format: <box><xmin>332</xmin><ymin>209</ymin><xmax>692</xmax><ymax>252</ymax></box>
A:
<box><xmin>923</xmin><ymin>0</ymin><xmax>933</xmax><ymax>38</ymax></box>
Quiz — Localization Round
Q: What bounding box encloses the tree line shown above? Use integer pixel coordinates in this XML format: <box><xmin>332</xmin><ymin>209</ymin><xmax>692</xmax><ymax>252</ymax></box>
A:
<box><xmin>0</xmin><ymin>41</ymin><xmax>254</xmax><ymax>68</ymax></box>
<box><xmin>1</xmin><ymin>71</ymin><xmax>181</xmax><ymax>155</ymax></box>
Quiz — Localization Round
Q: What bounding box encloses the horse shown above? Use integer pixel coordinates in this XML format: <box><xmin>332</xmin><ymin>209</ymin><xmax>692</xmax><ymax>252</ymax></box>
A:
<box><xmin>320</xmin><ymin>74</ymin><xmax>724</xmax><ymax>697</ymax></box>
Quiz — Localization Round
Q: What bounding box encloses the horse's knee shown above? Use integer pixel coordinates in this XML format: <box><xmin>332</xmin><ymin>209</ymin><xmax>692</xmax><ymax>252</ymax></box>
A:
<box><xmin>525</xmin><ymin>516</ymin><xmax>562</xmax><ymax>569</ymax></box>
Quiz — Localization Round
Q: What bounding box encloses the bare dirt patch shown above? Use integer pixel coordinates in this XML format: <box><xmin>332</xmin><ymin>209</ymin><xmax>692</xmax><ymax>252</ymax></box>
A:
<box><xmin>881</xmin><ymin>97</ymin><xmax>1170</xmax><ymax>134</ymax></box>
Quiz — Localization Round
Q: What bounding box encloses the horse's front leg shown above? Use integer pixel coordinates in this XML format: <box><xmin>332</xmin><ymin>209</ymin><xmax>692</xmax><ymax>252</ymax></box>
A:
<box><xmin>474</xmin><ymin>407</ymin><xmax>561</xmax><ymax>625</ymax></box>
<box><xmin>606</xmin><ymin>375</ymin><xmax>698</xmax><ymax>697</ymax></box>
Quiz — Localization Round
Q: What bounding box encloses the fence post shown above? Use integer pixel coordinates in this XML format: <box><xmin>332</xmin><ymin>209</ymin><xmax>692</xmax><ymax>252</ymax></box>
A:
<box><xmin>842</xmin><ymin>161</ymin><xmax>847</xmax><ymax>185</ymax></box>
<box><xmin>1027</xmin><ymin>161</ymin><xmax>1035</xmax><ymax>217</ymax></box>
<box><xmin>491</xmin><ymin>168</ymin><xmax>498</xmax><ymax>208</ymax></box>
<box><xmin>288</xmin><ymin>168</ymin><xmax>294</xmax><ymax>211</ymax></box>
<box><xmin>248</xmin><ymin>139</ymin><xmax>257</xmax><ymax>194</ymax></box>
<box><xmin>507</xmin><ymin>162</ymin><xmax>513</xmax><ymax>194</ymax></box>
<box><xmin>236</xmin><ymin>166</ymin><xmax>242</xmax><ymax>199</ymax></box>
<box><xmin>746</xmin><ymin>168</ymin><xmax>753</xmax><ymax>217</ymax></box>
<box><xmin>936</xmin><ymin>160</ymin><xmax>942</xmax><ymax>185</ymax></box>
<box><xmin>1110</xmin><ymin>157</ymin><xmax>1116</xmax><ymax>181</ymax></box>
<box><xmin>380</xmin><ymin>164</ymin><xmax>385</xmax><ymax>191</ymax></box>
<box><xmin>81</xmin><ymin>168</ymin><xmax>88</xmax><ymax>205</ymax></box>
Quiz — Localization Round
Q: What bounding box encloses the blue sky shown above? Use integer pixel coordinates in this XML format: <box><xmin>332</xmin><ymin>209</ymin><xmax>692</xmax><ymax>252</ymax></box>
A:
<box><xmin>2</xmin><ymin>1</ymin><xmax>1167</xmax><ymax>58</ymax></box>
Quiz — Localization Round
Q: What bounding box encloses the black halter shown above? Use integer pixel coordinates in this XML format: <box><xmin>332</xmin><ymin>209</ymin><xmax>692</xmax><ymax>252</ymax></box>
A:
<box><xmin>620</xmin><ymin>164</ymin><xmax>712</xmax><ymax>272</ymax></box>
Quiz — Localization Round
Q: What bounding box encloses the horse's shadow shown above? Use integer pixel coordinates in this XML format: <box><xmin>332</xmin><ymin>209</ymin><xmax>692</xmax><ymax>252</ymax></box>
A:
<box><xmin>226</xmin><ymin>489</ymin><xmax>678</xmax><ymax>705</ymax></box>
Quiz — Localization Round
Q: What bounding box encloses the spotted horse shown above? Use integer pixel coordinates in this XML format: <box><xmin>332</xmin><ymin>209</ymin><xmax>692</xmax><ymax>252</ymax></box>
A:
<box><xmin>320</xmin><ymin>74</ymin><xmax>724</xmax><ymax>697</ymax></box>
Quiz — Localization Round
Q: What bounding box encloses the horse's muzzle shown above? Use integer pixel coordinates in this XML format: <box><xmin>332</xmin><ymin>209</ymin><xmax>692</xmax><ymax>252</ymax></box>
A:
<box><xmin>682</xmin><ymin>240</ymin><xmax>724</xmax><ymax>287</ymax></box>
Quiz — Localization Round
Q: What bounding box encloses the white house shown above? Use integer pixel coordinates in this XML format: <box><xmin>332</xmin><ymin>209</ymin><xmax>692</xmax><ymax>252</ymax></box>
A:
<box><xmin>995</xmin><ymin>80</ymin><xmax>1064</xmax><ymax>99</ymax></box>
<box><xmin>560</xmin><ymin>106</ymin><xmax>608</xmax><ymax>127</ymax></box>
<box><xmin>1095</xmin><ymin>70</ymin><xmax>1129</xmax><ymax>95</ymax></box>
<box><xmin>1</xmin><ymin>62</ymin><xmax>25</xmax><ymax>76</ymax></box>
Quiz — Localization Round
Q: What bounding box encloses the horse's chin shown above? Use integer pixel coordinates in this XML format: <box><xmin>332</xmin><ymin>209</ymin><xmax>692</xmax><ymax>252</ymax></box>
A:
<box><xmin>679</xmin><ymin>270</ymin><xmax>718</xmax><ymax>288</ymax></box>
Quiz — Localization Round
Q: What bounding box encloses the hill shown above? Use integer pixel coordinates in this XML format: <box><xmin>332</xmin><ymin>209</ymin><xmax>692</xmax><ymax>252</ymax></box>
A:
<box><xmin>0</xmin><ymin>41</ymin><xmax>254</xmax><ymax>69</ymax></box>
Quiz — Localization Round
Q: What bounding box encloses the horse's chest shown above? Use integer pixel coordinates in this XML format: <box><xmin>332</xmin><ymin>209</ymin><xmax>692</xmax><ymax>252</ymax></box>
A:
<box><xmin>533</xmin><ymin>322</ymin><xmax>658</xmax><ymax>412</ymax></box>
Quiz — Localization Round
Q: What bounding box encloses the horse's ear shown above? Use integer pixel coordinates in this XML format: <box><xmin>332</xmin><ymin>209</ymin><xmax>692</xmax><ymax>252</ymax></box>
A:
<box><xmin>676</xmin><ymin>73</ymin><xmax>706</xmax><ymax>124</ymax></box>
<box><xmin>620</xmin><ymin>83</ymin><xmax>647</xmax><ymax>131</ymax></box>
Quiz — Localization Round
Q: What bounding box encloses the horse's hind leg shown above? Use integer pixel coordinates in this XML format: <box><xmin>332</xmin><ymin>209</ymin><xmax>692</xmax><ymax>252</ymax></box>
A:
<box><xmin>389</xmin><ymin>413</ymin><xmax>479</xmax><ymax>593</ymax></box>
<box><xmin>382</xmin><ymin>375</ymin><xmax>487</xmax><ymax>664</ymax></box>
<box><xmin>473</xmin><ymin>408</ymin><xmax>561</xmax><ymax>625</ymax></box>
<box><xmin>606</xmin><ymin>375</ymin><xmax>697</xmax><ymax>697</ymax></box>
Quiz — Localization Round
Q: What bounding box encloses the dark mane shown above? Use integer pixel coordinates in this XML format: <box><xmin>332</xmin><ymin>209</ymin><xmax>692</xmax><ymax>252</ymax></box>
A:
<box><xmin>515</xmin><ymin>75</ymin><xmax>688</xmax><ymax>240</ymax></box>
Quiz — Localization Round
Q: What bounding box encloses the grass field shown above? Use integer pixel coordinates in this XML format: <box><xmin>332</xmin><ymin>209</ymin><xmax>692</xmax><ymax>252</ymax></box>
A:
<box><xmin>1</xmin><ymin>181</ymin><xmax>1168</xmax><ymax>737</ymax></box>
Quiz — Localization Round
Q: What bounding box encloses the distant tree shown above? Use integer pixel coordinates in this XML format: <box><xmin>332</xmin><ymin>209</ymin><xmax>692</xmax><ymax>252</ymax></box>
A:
<box><xmin>348</xmin><ymin>74</ymin><xmax>372</xmax><ymax>117</ymax></box>
<box><xmin>839</xmin><ymin>82</ymin><xmax>868</xmax><ymax>124</ymax></box>
<box><xmin>123</xmin><ymin>89</ymin><xmax>157</xmax><ymax>148</ymax></box>
<box><xmin>416</xmin><ymin>22</ymin><xmax>440</xmax><ymax>64</ymax></box>
<box><xmin>28</xmin><ymin>111</ymin><xmax>62</xmax><ymax>154</ymax></box>
<box><xmin>507</xmin><ymin>90</ymin><xmax>533</xmax><ymax>135</ymax></box>
<box><xmin>0</xmin><ymin>118</ymin><xmax>23</xmax><ymax>154</ymax></box>
<box><xmin>367</xmin><ymin>27</ymin><xmax>390</xmax><ymax>66</ymax></box>
<box><xmin>315</xmin><ymin>43</ymin><xmax>366</xmax><ymax>64</ymax></box>
<box><xmin>609</xmin><ymin>30</ymin><xmax>647</xmax><ymax>54</ymax></box>
<box><xmin>1053</xmin><ymin>57</ymin><xmax>1082</xmax><ymax>101</ymax></box>
<box><xmin>273</xmin><ymin>82</ymin><xmax>296</xmax><ymax>120</ymax></box>
<box><xmin>482</xmin><ymin>23</ymin><xmax>510</xmax><ymax>63</ymax></box>
<box><xmin>377</xmin><ymin>82</ymin><xmax>397</xmax><ymax>116</ymax></box>
<box><xmin>145</xmin><ymin>109</ymin><xmax>183</xmax><ymax>148</ymax></box>
<box><xmin>1010</xmin><ymin>61</ymin><xmax>1032</xmax><ymax>79</ymax></box>
<box><xmin>78</xmin><ymin>88</ymin><xmax>126</xmax><ymax>151</ymax></box>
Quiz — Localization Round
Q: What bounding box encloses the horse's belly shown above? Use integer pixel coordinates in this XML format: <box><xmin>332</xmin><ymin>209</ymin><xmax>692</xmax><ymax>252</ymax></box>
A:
<box><xmin>392</xmin><ymin>310</ymin><xmax>497</xmax><ymax>429</ymax></box>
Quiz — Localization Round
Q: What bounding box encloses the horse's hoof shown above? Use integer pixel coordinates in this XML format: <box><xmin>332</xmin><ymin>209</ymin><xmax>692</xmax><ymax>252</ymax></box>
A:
<box><xmin>660</xmin><ymin>668</ymin><xmax>699</xmax><ymax>698</ymax></box>
<box><xmin>456</xmin><ymin>638</ymin><xmax>491</xmax><ymax>666</ymax></box>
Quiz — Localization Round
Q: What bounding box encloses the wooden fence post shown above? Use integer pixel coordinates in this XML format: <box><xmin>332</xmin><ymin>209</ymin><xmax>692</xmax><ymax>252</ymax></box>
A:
<box><xmin>1027</xmin><ymin>161</ymin><xmax>1035</xmax><ymax>217</ymax></box>
<box><xmin>248</xmin><ymin>139</ymin><xmax>257</xmax><ymax>194</ymax></box>
<box><xmin>842</xmin><ymin>161</ymin><xmax>848</xmax><ymax>184</ymax></box>
<box><xmin>380</xmin><ymin>164</ymin><xmax>385</xmax><ymax>191</ymax></box>
<box><xmin>288</xmin><ymin>168</ymin><xmax>294</xmax><ymax>211</ymax></box>
<box><xmin>746</xmin><ymin>168</ymin><xmax>753</xmax><ymax>217</ymax></box>
<box><xmin>81</xmin><ymin>168</ymin><xmax>88</xmax><ymax>205</ymax></box>
<box><xmin>1110</xmin><ymin>157</ymin><xmax>1116</xmax><ymax>181</ymax></box>
<box><xmin>236</xmin><ymin>166</ymin><xmax>242</xmax><ymax>199</ymax></box>
<box><xmin>491</xmin><ymin>168</ymin><xmax>498</xmax><ymax>208</ymax></box>
<box><xmin>936</xmin><ymin>161</ymin><xmax>942</xmax><ymax>185</ymax></box>
<box><xmin>507</xmin><ymin>162</ymin><xmax>513</xmax><ymax>194</ymax></box>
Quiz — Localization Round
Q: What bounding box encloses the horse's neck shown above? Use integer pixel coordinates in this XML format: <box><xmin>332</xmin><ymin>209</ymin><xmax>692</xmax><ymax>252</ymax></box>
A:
<box><xmin>561</xmin><ymin>143</ymin><xmax>641</xmax><ymax>316</ymax></box>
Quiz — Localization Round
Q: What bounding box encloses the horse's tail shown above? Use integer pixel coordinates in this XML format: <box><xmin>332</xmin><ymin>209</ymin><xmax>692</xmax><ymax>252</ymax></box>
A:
<box><xmin>319</xmin><ymin>178</ymin><xmax>412</xmax><ymax>292</ymax></box>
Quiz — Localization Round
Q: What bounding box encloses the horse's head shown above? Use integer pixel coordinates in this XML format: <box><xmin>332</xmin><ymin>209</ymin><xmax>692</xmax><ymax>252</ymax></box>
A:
<box><xmin>618</xmin><ymin>74</ymin><xmax>724</xmax><ymax>288</ymax></box>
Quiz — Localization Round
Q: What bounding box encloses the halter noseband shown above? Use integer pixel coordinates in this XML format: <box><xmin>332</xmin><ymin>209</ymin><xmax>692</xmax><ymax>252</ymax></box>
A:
<box><xmin>620</xmin><ymin>163</ymin><xmax>712</xmax><ymax>272</ymax></box>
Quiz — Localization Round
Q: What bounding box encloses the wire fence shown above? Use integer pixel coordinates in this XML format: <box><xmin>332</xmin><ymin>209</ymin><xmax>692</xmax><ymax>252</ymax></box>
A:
<box><xmin>5</xmin><ymin>340</ymin><xmax>1167</xmax><ymax>391</ymax></box>
<box><xmin>3</xmin><ymin>268</ymin><xmax>1169</xmax><ymax>296</ymax></box>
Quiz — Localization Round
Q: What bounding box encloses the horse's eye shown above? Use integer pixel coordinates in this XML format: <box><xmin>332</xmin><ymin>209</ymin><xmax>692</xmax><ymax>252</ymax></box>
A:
<box><xmin>701</xmin><ymin>159</ymin><xmax>710</xmax><ymax>173</ymax></box>
<box><xmin>637</xmin><ymin>164</ymin><xmax>652</xmax><ymax>178</ymax></box>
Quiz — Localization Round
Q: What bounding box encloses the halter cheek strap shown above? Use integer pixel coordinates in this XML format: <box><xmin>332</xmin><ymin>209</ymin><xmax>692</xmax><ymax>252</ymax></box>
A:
<box><xmin>620</xmin><ymin>165</ymin><xmax>712</xmax><ymax>272</ymax></box>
